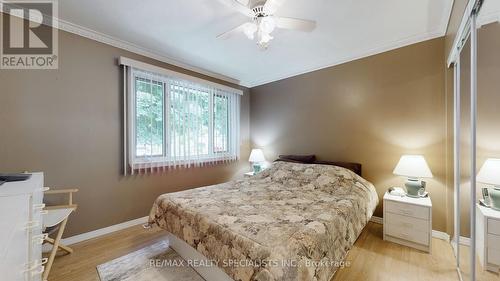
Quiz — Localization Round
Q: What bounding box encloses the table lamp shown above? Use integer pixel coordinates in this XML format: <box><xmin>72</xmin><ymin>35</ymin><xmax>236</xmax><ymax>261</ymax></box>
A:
<box><xmin>477</xmin><ymin>158</ymin><xmax>500</xmax><ymax>211</ymax></box>
<box><xmin>249</xmin><ymin>149</ymin><xmax>266</xmax><ymax>174</ymax></box>
<box><xmin>393</xmin><ymin>155</ymin><xmax>433</xmax><ymax>198</ymax></box>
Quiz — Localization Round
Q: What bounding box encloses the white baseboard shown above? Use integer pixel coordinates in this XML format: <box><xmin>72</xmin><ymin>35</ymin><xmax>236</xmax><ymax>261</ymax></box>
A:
<box><xmin>432</xmin><ymin>230</ymin><xmax>451</xmax><ymax>242</ymax></box>
<box><xmin>451</xmin><ymin>236</ymin><xmax>471</xmax><ymax>247</ymax></box>
<box><xmin>370</xmin><ymin>216</ymin><xmax>451</xmax><ymax>242</ymax></box>
<box><xmin>450</xmin><ymin>237</ymin><xmax>471</xmax><ymax>260</ymax></box>
<box><xmin>369</xmin><ymin>216</ymin><xmax>383</xmax><ymax>224</ymax></box>
<box><xmin>64</xmin><ymin>216</ymin><xmax>149</xmax><ymax>245</ymax></box>
<box><xmin>43</xmin><ymin>216</ymin><xmax>148</xmax><ymax>252</ymax></box>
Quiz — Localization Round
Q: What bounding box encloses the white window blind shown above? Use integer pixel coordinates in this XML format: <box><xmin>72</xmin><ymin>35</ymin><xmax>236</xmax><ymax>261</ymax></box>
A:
<box><xmin>121</xmin><ymin>58</ymin><xmax>241</xmax><ymax>174</ymax></box>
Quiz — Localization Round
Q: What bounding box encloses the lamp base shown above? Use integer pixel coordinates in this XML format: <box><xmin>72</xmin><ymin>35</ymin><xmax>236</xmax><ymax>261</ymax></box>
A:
<box><xmin>405</xmin><ymin>178</ymin><xmax>425</xmax><ymax>198</ymax></box>
<box><xmin>252</xmin><ymin>163</ymin><xmax>262</xmax><ymax>174</ymax></box>
<box><xmin>489</xmin><ymin>187</ymin><xmax>500</xmax><ymax>211</ymax></box>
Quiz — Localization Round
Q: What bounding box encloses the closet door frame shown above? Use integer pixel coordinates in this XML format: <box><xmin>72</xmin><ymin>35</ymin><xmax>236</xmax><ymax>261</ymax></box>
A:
<box><xmin>453</xmin><ymin>56</ymin><xmax>461</xmax><ymax>269</ymax></box>
<box><xmin>449</xmin><ymin>1</ymin><xmax>483</xmax><ymax>280</ymax></box>
<box><xmin>470</xmin><ymin>11</ymin><xmax>478</xmax><ymax>281</ymax></box>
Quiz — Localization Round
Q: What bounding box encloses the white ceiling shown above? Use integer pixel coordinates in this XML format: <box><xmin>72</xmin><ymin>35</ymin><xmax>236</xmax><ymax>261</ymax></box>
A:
<box><xmin>478</xmin><ymin>0</ymin><xmax>500</xmax><ymax>27</ymax></box>
<box><xmin>57</xmin><ymin>0</ymin><xmax>454</xmax><ymax>87</ymax></box>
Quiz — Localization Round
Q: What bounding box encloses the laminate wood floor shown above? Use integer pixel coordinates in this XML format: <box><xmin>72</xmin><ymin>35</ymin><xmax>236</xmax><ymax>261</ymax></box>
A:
<box><xmin>47</xmin><ymin>222</ymin><xmax>499</xmax><ymax>281</ymax></box>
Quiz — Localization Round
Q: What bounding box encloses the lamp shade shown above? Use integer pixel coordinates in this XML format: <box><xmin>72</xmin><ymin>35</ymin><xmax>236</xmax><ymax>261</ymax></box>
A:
<box><xmin>249</xmin><ymin>149</ymin><xmax>266</xmax><ymax>163</ymax></box>
<box><xmin>393</xmin><ymin>155</ymin><xmax>433</xmax><ymax>178</ymax></box>
<box><xmin>477</xmin><ymin>158</ymin><xmax>500</xmax><ymax>185</ymax></box>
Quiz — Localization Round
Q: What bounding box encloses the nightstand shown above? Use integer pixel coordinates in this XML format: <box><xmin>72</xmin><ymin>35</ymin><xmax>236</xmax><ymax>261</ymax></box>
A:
<box><xmin>476</xmin><ymin>204</ymin><xmax>500</xmax><ymax>272</ymax></box>
<box><xmin>383</xmin><ymin>192</ymin><xmax>432</xmax><ymax>253</ymax></box>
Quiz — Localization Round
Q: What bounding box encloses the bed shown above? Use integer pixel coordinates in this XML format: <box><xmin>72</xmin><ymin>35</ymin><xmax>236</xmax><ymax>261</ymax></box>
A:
<box><xmin>148</xmin><ymin>159</ymin><xmax>378</xmax><ymax>281</ymax></box>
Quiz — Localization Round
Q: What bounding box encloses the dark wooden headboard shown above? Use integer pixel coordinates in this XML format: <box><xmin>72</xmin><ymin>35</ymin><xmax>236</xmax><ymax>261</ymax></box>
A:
<box><xmin>275</xmin><ymin>154</ymin><xmax>362</xmax><ymax>176</ymax></box>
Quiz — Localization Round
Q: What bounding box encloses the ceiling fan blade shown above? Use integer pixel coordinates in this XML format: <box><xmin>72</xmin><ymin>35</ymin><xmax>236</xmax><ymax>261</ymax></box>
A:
<box><xmin>275</xmin><ymin>17</ymin><xmax>316</xmax><ymax>32</ymax></box>
<box><xmin>263</xmin><ymin>0</ymin><xmax>287</xmax><ymax>15</ymax></box>
<box><xmin>217</xmin><ymin>22</ymin><xmax>254</xmax><ymax>40</ymax></box>
<box><xmin>217</xmin><ymin>0</ymin><xmax>254</xmax><ymax>17</ymax></box>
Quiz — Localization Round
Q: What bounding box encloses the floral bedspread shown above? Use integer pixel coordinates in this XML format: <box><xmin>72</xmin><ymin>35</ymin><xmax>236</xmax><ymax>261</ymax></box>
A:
<box><xmin>148</xmin><ymin>161</ymin><xmax>378</xmax><ymax>281</ymax></box>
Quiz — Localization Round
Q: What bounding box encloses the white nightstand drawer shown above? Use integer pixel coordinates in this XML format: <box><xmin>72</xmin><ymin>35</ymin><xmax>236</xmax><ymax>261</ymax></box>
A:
<box><xmin>487</xmin><ymin>233</ymin><xmax>500</xmax><ymax>251</ymax></box>
<box><xmin>385</xmin><ymin>201</ymin><xmax>429</xmax><ymax>220</ymax></box>
<box><xmin>488</xmin><ymin>218</ymin><xmax>500</xmax><ymax>236</ymax></box>
<box><xmin>488</xmin><ymin>248</ymin><xmax>500</xmax><ymax>265</ymax></box>
<box><xmin>385</xmin><ymin>222</ymin><xmax>429</xmax><ymax>245</ymax></box>
<box><xmin>385</xmin><ymin>212</ymin><xmax>429</xmax><ymax>232</ymax></box>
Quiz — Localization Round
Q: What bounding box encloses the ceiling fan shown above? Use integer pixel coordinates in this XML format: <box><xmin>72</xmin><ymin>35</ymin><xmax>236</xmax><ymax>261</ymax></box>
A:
<box><xmin>217</xmin><ymin>0</ymin><xmax>316</xmax><ymax>49</ymax></box>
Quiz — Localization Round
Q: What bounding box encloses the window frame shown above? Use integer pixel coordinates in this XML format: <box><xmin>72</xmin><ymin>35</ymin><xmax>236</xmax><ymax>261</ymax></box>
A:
<box><xmin>128</xmin><ymin>69</ymin><xmax>237</xmax><ymax>168</ymax></box>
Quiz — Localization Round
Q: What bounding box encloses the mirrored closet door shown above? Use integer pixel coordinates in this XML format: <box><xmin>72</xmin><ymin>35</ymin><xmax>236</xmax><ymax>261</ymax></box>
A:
<box><xmin>451</xmin><ymin>0</ymin><xmax>500</xmax><ymax>280</ymax></box>
<box><xmin>475</xmin><ymin>2</ymin><xmax>500</xmax><ymax>280</ymax></box>
<box><xmin>451</xmin><ymin>1</ymin><xmax>478</xmax><ymax>281</ymax></box>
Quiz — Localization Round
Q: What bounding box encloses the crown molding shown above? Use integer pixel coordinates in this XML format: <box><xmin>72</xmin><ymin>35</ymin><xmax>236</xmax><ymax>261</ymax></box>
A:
<box><xmin>245</xmin><ymin>0</ymin><xmax>454</xmax><ymax>87</ymax></box>
<box><xmin>0</xmin><ymin>4</ymin><xmax>245</xmax><ymax>87</ymax></box>
<box><xmin>55</xmin><ymin>16</ymin><xmax>457</xmax><ymax>88</ymax></box>
<box><xmin>59</xmin><ymin>16</ymin><xmax>452</xmax><ymax>88</ymax></box>
<box><xmin>55</xmin><ymin>18</ymin><xmax>246</xmax><ymax>87</ymax></box>
<box><xmin>2</xmin><ymin>1</ymin><xmax>457</xmax><ymax>89</ymax></box>
<box><xmin>248</xmin><ymin>29</ymin><xmax>445</xmax><ymax>87</ymax></box>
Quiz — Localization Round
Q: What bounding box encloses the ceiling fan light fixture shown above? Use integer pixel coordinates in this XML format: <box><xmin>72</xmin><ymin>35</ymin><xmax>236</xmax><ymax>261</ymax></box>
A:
<box><xmin>259</xmin><ymin>16</ymin><xmax>276</xmax><ymax>34</ymax></box>
<box><xmin>257</xmin><ymin>30</ymin><xmax>273</xmax><ymax>48</ymax></box>
<box><xmin>243</xmin><ymin>22</ymin><xmax>258</xmax><ymax>39</ymax></box>
<box><xmin>216</xmin><ymin>0</ymin><xmax>316</xmax><ymax>49</ymax></box>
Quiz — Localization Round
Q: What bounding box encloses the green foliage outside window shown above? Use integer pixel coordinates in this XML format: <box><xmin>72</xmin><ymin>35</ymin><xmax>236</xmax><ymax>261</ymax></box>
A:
<box><xmin>135</xmin><ymin>78</ymin><xmax>163</xmax><ymax>156</ymax></box>
<box><xmin>169</xmin><ymin>86</ymin><xmax>210</xmax><ymax>156</ymax></box>
<box><xmin>135</xmin><ymin>77</ymin><xmax>230</xmax><ymax>159</ymax></box>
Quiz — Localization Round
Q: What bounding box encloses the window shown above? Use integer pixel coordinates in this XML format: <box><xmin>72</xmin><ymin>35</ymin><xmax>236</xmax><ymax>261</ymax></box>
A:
<box><xmin>125</xmin><ymin>66</ymin><xmax>240</xmax><ymax>172</ymax></box>
<box><xmin>214</xmin><ymin>94</ymin><xmax>229</xmax><ymax>153</ymax></box>
<box><xmin>135</xmin><ymin>77</ymin><xmax>164</xmax><ymax>157</ymax></box>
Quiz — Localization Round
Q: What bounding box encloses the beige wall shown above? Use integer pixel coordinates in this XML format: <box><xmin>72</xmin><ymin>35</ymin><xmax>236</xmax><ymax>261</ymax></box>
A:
<box><xmin>0</xmin><ymin>29</ymin><xmax>251</xmax><ymax>237</ymax></box>
<box><xmin>250</xmin><ymin>38</ymin><xmax>448</xmax><ymax>231</ymax></box>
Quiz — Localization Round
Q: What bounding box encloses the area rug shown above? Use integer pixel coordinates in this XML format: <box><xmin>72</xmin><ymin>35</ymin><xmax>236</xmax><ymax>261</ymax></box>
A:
<box><xmin>96</xmin><ymin>240</ymin><xmax>205</xmax><ymax>281</ymax></box>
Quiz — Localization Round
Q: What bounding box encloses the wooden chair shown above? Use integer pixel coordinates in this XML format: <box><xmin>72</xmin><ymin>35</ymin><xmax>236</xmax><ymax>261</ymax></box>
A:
<box><xmin>42</xmin><ymin>188</ymin><xmax>78</xmax><ymax>281</ymax></box>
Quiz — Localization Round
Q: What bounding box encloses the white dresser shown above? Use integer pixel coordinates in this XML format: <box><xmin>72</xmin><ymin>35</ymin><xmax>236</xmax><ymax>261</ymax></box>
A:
<box><xmin>476</xmin><ymin>204</ymin><xmax>500</xmax><ymax>272</ymax></box>
<box><xmin>0</xmin><ymin>173</ymin><xmax>45</xmax><ymax>281</ymax></box>
<box><xmin>383</xmin><ymin>192</ymin><xmax>432</xmax><ymax>253</ymax></box>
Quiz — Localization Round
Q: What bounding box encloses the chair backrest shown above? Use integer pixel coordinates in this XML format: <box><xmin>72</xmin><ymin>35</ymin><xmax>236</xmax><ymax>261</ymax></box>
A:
<box><xmin>43</xmin><ymin>188</ymin><xmax>78</xmax><ymax>228</ymax></box>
